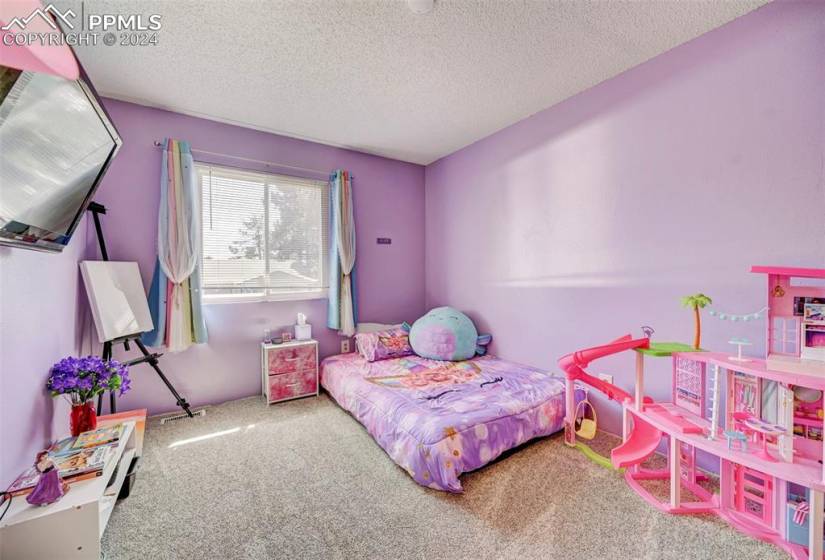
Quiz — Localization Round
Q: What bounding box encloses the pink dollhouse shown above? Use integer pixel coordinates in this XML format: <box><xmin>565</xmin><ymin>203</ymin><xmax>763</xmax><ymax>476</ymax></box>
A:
<box><xmin>561</xmin><ymin>265</ymin><xmax>825</xmax><ymax>560</ymax></box>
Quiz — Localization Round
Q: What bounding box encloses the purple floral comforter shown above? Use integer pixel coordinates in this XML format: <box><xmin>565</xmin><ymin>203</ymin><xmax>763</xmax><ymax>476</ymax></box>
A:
<box><xmin>320</xmin><ymin>352</ymin><xmax>568</xmax><ymax>492</ymax></box>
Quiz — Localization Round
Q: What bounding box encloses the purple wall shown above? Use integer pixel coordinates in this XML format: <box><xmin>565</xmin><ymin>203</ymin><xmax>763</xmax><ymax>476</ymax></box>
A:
<box><xmin>0</xmin><ymin>220</ymin><xmax>93</xmax><ymax>488</ymax></box>
<box><xmin>93</xmin><ymin>99</ymin><xmax>425</xmax><ymax>415</ymax></box>
<box><xmin>424</xmin><ymin>1</ymin><xmax>825</xmax><ymax>436</ymax></box>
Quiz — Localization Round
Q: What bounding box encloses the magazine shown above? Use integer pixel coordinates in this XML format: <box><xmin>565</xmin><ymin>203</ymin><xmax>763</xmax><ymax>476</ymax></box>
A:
<box><xmin>6</xmin><ymin>426</ymin><xmax>122</xmax><ymax>498</ymax></box>
<box><xmin>47</xmin><ymin>435</ymin><xmax>78</xmax><ymax>457</ymax></box>
<box><xmin>6</xmin><ymin>450</ymin><xmax>109</xmax><ymax>497</ymax></box>
<box><xmin>71</xmin><ymin>423</ymin><xmax>124</xmax><ymax>450</ymax></box>
<box><xmin>53</xmin><ymin>446</ymin><xmax>112</xmax><ymax>477</ymax></box>
<box><xmin>7</xmin><ymin>422</ymin><xmax>129</xmax><ymax>498</ymax></box>
<box><xmin>6</xmin><ymin>466</ymin><xmax>40</xmax><ymax>496</ymax></box>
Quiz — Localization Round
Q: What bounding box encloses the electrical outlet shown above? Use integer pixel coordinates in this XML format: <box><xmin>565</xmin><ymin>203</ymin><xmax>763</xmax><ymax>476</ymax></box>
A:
<box><xmin>341</xmin><ymin>339</ymin><xmax>351</xmax><ymax>353</ymax></box>
<box><xmin>598</xmin><ymin>373</ymin><xmax>614</xmax><ymax>385</ymax></box>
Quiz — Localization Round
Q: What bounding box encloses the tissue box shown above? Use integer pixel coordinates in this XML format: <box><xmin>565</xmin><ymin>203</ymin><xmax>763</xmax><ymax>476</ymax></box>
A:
<box><xmin>295</xmin><ymin>324</ymin><xmax>312</xmax><ymax>341</ymax></box>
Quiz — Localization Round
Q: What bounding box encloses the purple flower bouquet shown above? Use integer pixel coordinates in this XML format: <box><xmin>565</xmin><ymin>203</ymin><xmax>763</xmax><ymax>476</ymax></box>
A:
<box><xmin>47</xmin><ymin>356</ymin><xmax>131</xmax><ymax>435</ymax></box>
<box><xmin>47</xmin><ymin>356</ymin><xmax>131</xmax><ymax>403</ymax></box>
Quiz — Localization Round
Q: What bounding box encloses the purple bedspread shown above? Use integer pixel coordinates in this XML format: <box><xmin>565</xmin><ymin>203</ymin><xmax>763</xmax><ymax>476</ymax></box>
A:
<box><xmin>320</xmin><ymin>353</ymin><xmax>568</xmax><ymax>492</ymax></box>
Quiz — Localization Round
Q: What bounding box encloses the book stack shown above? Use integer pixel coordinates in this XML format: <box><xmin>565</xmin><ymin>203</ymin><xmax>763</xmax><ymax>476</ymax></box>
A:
<box><xmin>7</xmin><ymin>424</ymin><xmax>125</xmax><ymax>497</ymax></box>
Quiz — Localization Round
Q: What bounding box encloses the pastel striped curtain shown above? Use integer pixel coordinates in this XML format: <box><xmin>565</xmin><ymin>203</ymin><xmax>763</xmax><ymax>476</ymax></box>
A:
<box><xmin>327</xmin><ymin>170</ymin><xmax>358</xmax><ymax>336</ymax></box>
<box><xmin>142</xmin><ymin>139</ymin><xmax>208</xmax><ymax>351</ymax></box>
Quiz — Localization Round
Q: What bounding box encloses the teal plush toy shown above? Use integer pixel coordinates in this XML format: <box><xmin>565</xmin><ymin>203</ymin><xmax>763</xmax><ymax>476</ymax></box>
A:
<box><xmin>403</xmin><ymin>307</ymin><xmax>492</xmax><ymax>361</ymax></box>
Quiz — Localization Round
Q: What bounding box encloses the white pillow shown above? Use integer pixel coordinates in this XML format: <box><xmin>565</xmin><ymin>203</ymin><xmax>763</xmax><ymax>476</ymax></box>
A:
<box><xmin>355</xmin><ymin>322</ymin><xmax>402</xmax><ymax>334</ymax></box>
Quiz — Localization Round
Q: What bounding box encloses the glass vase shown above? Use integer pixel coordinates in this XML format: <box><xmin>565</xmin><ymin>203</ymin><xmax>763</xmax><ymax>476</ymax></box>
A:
<box><xmin>70</xmin><ymin>400</ymin><xmax>97</xmax><ymax>436</ymax></box>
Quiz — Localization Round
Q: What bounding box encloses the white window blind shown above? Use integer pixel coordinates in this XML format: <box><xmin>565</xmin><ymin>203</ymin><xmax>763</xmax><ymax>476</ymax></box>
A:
<box><xmin>197</xmin><ymin>163</ymin><xmax>329</xmax><ymax>302</ymax></box>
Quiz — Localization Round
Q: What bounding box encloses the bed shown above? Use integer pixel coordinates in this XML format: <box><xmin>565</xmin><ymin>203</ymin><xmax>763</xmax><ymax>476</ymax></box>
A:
<box><xmin>320</xmin><ymin>352</ymin><xmax>569</xmax><ymax>492</ymax></box>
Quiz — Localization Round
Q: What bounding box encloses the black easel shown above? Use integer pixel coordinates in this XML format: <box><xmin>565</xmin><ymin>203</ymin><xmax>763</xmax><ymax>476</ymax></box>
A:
<box><xmin>87</xmin><ymin>202</ymin><xmax>194</xmax><ymax>418</ymax></box>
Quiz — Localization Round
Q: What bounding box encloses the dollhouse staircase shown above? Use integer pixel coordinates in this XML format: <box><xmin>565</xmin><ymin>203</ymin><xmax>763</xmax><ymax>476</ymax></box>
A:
<box><xmin>707</xmin><ymin>364</ymin><xmax>721</xmax><ymax>439</ymax></box>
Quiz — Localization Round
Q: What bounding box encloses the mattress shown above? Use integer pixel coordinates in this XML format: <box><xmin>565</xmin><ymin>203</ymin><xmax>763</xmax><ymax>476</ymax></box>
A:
<box><xmin>320</xmin><ymin>352</ymin><xmax>568</xmax><ymax>492</ymax></box>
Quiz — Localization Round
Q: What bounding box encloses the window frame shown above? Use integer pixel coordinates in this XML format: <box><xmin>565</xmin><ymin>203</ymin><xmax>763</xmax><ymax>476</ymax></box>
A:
<box><xmin>196</xmin><ymin>162</ymin><xmax>330</xmax><ymax>305</ymax></box>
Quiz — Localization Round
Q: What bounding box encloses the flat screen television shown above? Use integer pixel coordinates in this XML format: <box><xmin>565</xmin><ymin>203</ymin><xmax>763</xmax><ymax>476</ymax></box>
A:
<box><xmin>0</xmin><ymin>59</ymin><xmax>121</xmax><ymax>252</ymax></box>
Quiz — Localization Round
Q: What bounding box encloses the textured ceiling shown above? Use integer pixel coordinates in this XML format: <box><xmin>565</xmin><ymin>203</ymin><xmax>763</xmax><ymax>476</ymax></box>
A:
<box><xmin>56</xmin><ymin>0</ymin><xmax>769</xmax><ymax>164</ymax></box>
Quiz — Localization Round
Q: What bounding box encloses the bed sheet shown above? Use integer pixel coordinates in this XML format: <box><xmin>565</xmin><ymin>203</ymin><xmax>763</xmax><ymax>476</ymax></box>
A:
<box><xmin>320</xmin><ymin>352</ymin><xmax>568</xmax><ymax>492</ymax></box>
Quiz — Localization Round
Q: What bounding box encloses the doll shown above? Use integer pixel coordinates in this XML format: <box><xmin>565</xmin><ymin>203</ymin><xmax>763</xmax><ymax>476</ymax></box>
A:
<box><xmin>26</xmin><ymin>451</ymin><xmax>68</xmax><ymax>506</ymax></box>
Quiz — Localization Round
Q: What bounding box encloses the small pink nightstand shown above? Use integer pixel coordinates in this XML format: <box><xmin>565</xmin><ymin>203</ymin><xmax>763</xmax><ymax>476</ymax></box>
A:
<box><xmin>261</xmin><ymin>339</ymin><xmax>319</xmax><ymax>404</ymax></box>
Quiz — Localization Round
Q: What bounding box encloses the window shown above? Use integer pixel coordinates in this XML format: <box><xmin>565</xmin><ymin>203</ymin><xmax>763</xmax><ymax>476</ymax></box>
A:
<box><xmin>197</xmin><ymin>163</ymin><xmax>329</xmax><ymax>303</ymax></box>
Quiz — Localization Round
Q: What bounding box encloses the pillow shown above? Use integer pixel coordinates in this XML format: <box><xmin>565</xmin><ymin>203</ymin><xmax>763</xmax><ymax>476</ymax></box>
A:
<box><xmin>356</xmin><ymin>322</ymin><xmax>402</xmax><ymax>334</ymax></box>
<box><xmin>403</xmin><ymin>307</ymin><xmax>492</xmax><ymax>361</ymax></box>
<box><xmin>354</xmin><ymin>327</ymin><xmax>413</xmax><ymax>362</ymax></box>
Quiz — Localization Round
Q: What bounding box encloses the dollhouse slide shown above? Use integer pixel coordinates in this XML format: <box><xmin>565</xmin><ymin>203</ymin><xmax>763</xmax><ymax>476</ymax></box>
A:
<box><xmin>559</xmin><ymin>334</ymin><xmax>654</xmax><ymax>467</ymax></box>
<box><xmin>558</xmin><ymin>334</ymin><xmax>649</xmax><ymax>404</ymax></box>
<box><xmin>557</xmin><ymin>333</ymin><xmax>665</xmax><ymax>469</ymax></box>
<box><xmin>611</xmin><ymin>414</ymin><xmax>661</xmax><ymax>469</ymax></box>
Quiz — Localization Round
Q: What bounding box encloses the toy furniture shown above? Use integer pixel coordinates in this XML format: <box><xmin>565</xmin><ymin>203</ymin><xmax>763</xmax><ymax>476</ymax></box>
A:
<box><xmin>725</xmin><ymin>430</ymin><xmax>749</xmax><ymax>451</ymax></box>
<box><xmin>729</xmin><ymin>337</ymin><xmax>753</xmax><ymax>362</ymax></box>
<box><xmin>574</xmin><ymin>389</ymin><xmax>598</xmax><ymax>440</ymax></box>
<box><xmin>560</xmin><ymin>265</ymin><xmax>825</xmax><ymax>560</ymax></box>
<box><xmin>261</xmin><ymin>339</ymin><xmax>319</xmax><ymax>404</ymax></box>
<box><xmin>742</xmin><ymin>416</ymin><xmax>786</xmax><ymax>463</ymax></box>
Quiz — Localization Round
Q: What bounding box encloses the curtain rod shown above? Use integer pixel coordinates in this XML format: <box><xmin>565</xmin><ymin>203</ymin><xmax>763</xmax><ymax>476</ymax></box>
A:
<box><xmin>152</xmin><ymin>140</ymin><xmax>331</xmax><ymax>177</ymax></box>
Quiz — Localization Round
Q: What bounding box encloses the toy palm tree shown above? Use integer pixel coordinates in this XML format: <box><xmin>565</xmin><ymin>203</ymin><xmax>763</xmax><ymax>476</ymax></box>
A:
<box><xmin>682</xmin><ymin>293</ymin><xmax>712</xmax><ymax>349</ymax></box>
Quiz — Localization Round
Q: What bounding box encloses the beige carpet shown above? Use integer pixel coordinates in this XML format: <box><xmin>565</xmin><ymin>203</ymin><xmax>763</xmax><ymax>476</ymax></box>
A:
<box><xmin>102</xmin><ymin>394</ymin><xmax>786</xmax><ymax>560</ymax></box>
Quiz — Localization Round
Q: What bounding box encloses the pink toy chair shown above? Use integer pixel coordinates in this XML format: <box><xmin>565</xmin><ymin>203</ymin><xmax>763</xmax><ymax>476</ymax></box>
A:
<box><xmin>732</xmin><ymin>411</ymin><xmax>756</xmax><ymax>440</ymax></box>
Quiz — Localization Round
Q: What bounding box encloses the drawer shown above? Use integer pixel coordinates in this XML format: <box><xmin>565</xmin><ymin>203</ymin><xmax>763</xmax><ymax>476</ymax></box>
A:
<box><xmin>268</xmin><ymin>369</ymin><xmax>317</xmax><ymax>402</ymax></box>
<box><xmin>267</xmin><ymin>344</ymin><xmax>316</xmax><ymax>375</ymax></box>
<box><xmin>297</xmin><ymin>368</ymin><xmax>318</xmax><ymax>395</ymax></box>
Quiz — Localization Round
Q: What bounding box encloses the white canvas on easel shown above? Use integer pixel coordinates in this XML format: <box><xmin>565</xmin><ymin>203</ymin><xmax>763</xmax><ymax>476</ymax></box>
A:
<box><xmin>80</xmin><ymin>261</ymin><xmax>154</xmax><ymax>343</ymax></box>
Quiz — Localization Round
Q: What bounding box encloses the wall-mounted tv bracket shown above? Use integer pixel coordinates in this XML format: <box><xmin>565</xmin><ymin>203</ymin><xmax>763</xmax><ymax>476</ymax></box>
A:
<box><xmin>86</xmin><ymin>202</ymin><xmax>194</xmax><ymax>417</ymax></box>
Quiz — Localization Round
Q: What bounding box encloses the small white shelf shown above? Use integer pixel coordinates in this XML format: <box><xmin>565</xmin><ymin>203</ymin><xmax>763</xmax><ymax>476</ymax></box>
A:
<box><xmin>1</xmin><ymin>422</ymin><xmax>137</xmax><ymax>560</ymax></box>
<box><xmin>99</xmin><ymin>447</ymin><xmax>136</xmax><ymax>537</ymax></box>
